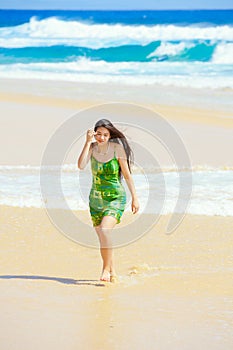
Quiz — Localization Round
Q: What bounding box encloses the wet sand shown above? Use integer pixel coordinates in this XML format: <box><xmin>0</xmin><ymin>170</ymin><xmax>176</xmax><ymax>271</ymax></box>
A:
<box><xmin>1</xmin><ymin>206</ymin><xmax>233</xmax><ymax>349</ymax></box>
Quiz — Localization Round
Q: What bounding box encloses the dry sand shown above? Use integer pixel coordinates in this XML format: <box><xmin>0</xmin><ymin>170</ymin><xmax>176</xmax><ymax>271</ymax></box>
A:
<box><xmin>0</xmin><ymin>78</ymin><xmax>233</xmax><ymax>349</ymax></box>
<box><xmin>0</xmin><ymin>79</ymin><xmax>233</xmax><ymax>167</ymax></box>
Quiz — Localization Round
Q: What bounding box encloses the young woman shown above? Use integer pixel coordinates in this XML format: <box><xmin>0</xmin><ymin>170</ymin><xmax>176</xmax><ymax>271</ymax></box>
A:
<box><xmin>78</xmin><ymin>119</ymin><xmax>139</xmax><ymax>282</ymax></box>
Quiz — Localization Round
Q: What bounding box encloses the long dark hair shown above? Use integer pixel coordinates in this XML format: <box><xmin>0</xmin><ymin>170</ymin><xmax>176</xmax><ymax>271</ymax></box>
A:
<box><xmin>94</xmin><ymin>119</ymin><xmax>134</xmax><ymax>177</ymax></box>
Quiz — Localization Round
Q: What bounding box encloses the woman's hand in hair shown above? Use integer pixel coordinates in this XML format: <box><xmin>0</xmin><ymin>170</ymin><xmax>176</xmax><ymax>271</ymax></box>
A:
<box><xmin>86</xmin><ymin>129</ymin><xmax>96</xmax><ymax>143</ymax></box>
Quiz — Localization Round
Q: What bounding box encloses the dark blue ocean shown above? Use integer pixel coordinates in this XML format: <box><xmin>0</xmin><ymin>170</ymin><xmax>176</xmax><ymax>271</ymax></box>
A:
<box><xmin>0</xmin><ymin>9</ymin><xmax>232</xmax><ymax>88</ymax></box>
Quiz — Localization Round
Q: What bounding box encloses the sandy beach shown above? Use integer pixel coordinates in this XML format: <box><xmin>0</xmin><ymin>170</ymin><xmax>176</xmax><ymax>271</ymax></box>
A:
<box><xmin>1</xmin><ymin>206</ymin><xmax>233</xmax><ymax>349</ymax></box>
<box><xmin>0</xmin><ymin>78</ymin><xmax>233</xmax><ymax>167</ymax></box>
<box><xmin>0</xmin><ymin>78</ymin><xmax>233</xmax><ymax>349</ymax></box>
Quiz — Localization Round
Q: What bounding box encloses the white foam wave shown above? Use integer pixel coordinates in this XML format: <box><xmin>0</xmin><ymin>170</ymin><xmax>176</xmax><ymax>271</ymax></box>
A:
<box><xmin>212</xmin><ymin>43</ymin><xmax>233</xmax><ymax>64</ymax></box>
<box><xmin>148</xmin><ymin>42</ymin><xmax>193</xmax><ymax>58</ymax></box>
<box><xmin>1</xmin><ymin>165</ymin><xmax>233</xmax><ymax>216</ymax></box>
<box><xmin>0</xmin><ymin>59</ymin><xmax>232</xmax><ymax>89</ymax></box>
<box><xmin>0</xmin><ymin>17</ymin><xmax>233</xmax><ymax>48</ymax></box>
<box><xmin>1</xmin><ymin>163</ymin><xmax>233</xmax><ymax>173</ymax></box>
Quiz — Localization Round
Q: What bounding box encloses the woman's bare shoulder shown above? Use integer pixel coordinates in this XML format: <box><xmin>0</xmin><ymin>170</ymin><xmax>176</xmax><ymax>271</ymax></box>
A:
<box><xmin>112</xmin><ymin>142</ymin><xmax>123</xmax><ymax>149</ymax></box>
<box><xmin>112</xmin><ymin>142</ymin><xmax>126</xmax><ymax>158</ymax></box>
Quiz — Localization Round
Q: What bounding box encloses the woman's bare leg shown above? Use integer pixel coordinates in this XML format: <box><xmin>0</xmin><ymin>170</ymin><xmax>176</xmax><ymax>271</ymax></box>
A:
<box><xmin>95</xmin><ymin>216</ymin><xmax>117</xmax><ymax>281</ymax></box>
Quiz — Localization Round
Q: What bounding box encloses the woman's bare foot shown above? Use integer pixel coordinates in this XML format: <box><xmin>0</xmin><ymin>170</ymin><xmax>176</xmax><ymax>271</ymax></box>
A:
<box><xmin>110</xmin><ymin>274</ymin><xmax>118</xmax><ymax>283</ymax></box>
<box><xmin>100</xmin><ymin>269</ymin><xmax>111</xmax><ymax>282</ymax></box>
<box><xmin>109</xmin><ymin>267</ymin><xmax>118</xmax><ymax>283</ymax></box>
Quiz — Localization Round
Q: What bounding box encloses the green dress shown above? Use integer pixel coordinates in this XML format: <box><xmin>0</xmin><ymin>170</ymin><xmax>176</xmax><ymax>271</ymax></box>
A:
<box><xmin>89</xmin><ymin>150</ymin><xmax>127</xmax><ymax>227</ymax></box>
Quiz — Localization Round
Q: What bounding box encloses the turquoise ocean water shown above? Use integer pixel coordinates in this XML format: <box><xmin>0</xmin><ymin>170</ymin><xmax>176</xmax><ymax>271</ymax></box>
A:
<box><xmin>0</xmin><ymin>9</ymin><xmax>232</xmax><ymax>88</ymax></box>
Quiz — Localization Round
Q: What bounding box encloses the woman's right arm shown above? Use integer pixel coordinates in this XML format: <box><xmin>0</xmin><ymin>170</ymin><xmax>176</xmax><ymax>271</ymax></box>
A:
<box><xmin>77</xmin><ymin>129</ymin><xmax>96</xmax><ymax>170</ymax></box>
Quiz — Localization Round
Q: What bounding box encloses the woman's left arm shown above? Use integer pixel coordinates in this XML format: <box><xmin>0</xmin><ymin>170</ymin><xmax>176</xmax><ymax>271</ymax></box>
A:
<box><xmin>118</xmin><ymin>148</ymin><xmax>139</xmax><ymax>214</ymax></box>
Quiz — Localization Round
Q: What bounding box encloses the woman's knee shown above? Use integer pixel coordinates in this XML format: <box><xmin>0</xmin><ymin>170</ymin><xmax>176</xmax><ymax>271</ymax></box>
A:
<box><xmin>98</xmin><ymin>226</ymin><xmax>111</xmax><ymax>238</ymax></box>
<box><xmin>95</xmin><ymin>225</ymin><xmax>107</xmax><ymax>237</ymax></box>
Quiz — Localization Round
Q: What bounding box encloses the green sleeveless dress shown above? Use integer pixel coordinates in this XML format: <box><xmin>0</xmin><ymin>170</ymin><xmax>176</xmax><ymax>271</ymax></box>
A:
<box><xmin>89</xmin><ymin>150</ymin><xmax>127</xmax><ymax>227</ymax></box>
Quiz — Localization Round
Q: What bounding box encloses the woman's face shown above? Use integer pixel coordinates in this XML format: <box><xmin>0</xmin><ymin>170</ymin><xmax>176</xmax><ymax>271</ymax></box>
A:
<box><xmin>94</xmin><ymin>127</ymin><xmax>111</xmax><ymax>144</ymax></box>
